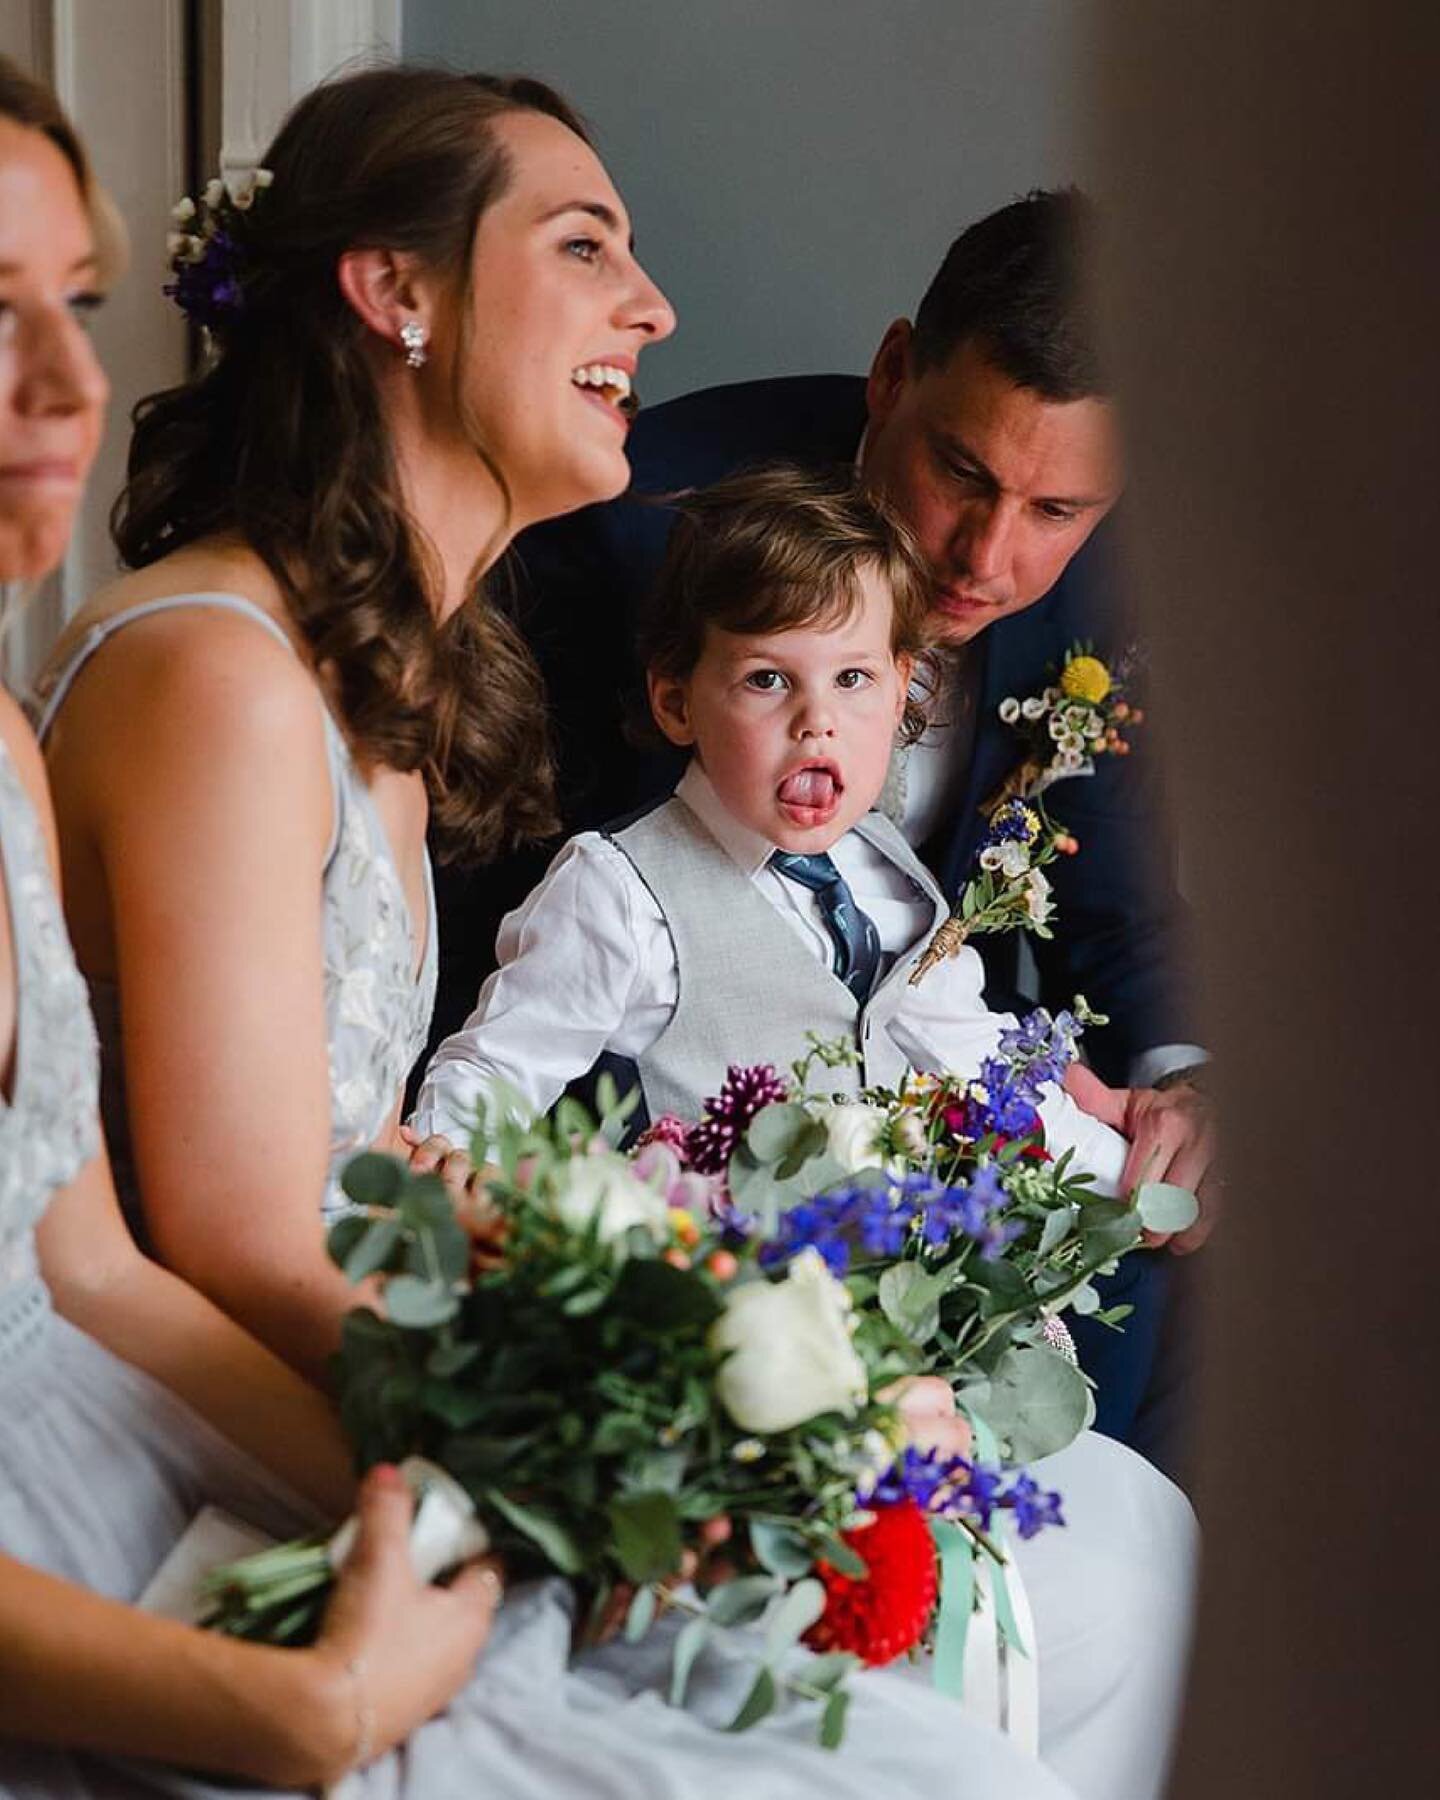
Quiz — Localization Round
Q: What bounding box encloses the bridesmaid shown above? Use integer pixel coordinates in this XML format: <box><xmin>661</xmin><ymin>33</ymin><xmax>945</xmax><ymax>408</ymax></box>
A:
<box><xmin>34</xmin><ymin>63</ymin><xmax>674</xmax><ymax>1383</ymax></box>
<box><xmin>0</xmin><ymin>55</ymin><xmax>504</xmax><ymax>1790</ymax></box>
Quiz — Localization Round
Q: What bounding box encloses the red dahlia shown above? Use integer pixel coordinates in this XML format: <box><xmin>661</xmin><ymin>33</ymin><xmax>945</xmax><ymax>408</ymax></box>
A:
<box><xmin>803</xmin><ymin>1499</ymin><xmax>938</xmax><ymax>1667</ymax></box>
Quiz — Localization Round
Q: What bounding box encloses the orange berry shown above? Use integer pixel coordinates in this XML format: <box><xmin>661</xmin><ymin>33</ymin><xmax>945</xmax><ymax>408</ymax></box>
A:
<box><xmin>706</xmin><ymin>1250</ymin><xmax>740</xmax><ymax>1281</ymax></box>
<box><xmin>1129</xmin><ymin>707</ymin><xmax>1145</xmax><ymax>725</ymax></box>
<box><xmin>667</xmin><ymin>1207</ymin><xmax>701</xmax><ymax>1247</ymax></box>
<box><xmin>664</xmin><ymin>1248</ymin><xmax>692</xmax><ymax>1270</ymax></box>
<box><xmin>1112</xmin><ymin>700</ymin><xmax>1130</xmax><ymax>721</ymax></box>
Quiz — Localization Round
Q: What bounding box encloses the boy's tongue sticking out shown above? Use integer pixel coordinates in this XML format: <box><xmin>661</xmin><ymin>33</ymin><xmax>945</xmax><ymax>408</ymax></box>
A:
<box><xmin>778</xmin><ymin>766</ymin><xmax>838</xmax><ymax>810</ymax></box>
<box><xmin>776</xmin><ymin>761</ymin><xmax>844</xmax><ymax>832</ymax></box>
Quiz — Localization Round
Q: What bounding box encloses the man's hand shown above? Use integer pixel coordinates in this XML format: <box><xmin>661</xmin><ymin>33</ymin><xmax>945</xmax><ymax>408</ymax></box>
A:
<box><xmin>1120</xmin><ymin>1082</ymin><xmax>1218</xmax><ymax>1254</ymax></box>
<box><xmin>1063</xmin><ymin>1064</ymin><xmax>1218</xmax><ymax>1253</ymax></box>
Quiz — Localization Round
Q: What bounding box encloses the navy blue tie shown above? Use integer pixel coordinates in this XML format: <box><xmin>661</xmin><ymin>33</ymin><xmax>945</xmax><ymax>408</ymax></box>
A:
<box><xmin>770</xmin><ymin>851</ymin><xmax>882</xmax><ymax>1002</ymax></box>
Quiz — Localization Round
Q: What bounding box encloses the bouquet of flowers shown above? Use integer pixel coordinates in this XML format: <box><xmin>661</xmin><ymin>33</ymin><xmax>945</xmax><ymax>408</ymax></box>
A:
<box><xmin>201</xmin><ymin>1085</ymin><xmax>1056</xmax><ymax>1745</ymax></box>
<box><xmin>910</xmin><ymin>644</ymin><xmax>1143</xmax><ymax>985</ymax></box>
<box><xmin>202</xmin><ymin>1011</ymin><xmax>1191</xmax><ymax>1746</ymax></box>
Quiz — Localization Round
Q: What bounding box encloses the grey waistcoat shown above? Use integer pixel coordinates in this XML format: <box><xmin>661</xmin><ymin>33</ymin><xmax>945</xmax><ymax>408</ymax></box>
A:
<box><xmin>608</xmin><ymin>796</ymin><xmax>950</xmax><ymax>1121</ymax></box>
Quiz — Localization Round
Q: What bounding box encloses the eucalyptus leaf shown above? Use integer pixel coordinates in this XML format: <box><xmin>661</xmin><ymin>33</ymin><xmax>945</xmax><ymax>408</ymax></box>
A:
<box><xmin>326</xmin><ymin>1213</ymin><xmax>368</xmax><ymax>1270</ymax></box>
<box><xmin>1135</xmin><ymin>1180</ymin><xmax>1200</xmax><ymax>1234</ymax></box>
<box><xmin>340</xmin><ymin>1152</ymin><xmax>403</xmax><ymax>1208</ymax></box>
<box><xmin>1037</xmin><ymin>1204</ymin><xmax>1077</xmax><ymax>1258</ymax></box>
<box><xmin>706</xmin><ymin>1574</ymin><xmax>781</xmax><ymax>1628</ymax></box>
<box><xmin>727</xmin><ymin>1666</ymin><xmax>777</xmax><ymax>1733</ymax></box>
<box><xmin>608</xmin><ymin>1491</ymin><xmax>682</xmax><ymax>1584</ymax></box>
<box><xmin>669</xmin><ymin>1614</ymin><xmax>711</xmax><ymax>1706</ymax></box>
<box><xmin>419</xmin><ymin>1379</ymin><xmax>491</xmax><ymax>1429</ymax></box>
<box><xmin>973</xmin><ymin>1344</ymin><xmax>1091</xmax><ymax>1462</ymax></box>
<box><xmin>426</xmin><ymin>1339</ymin><xmax>480</xmax><ymax>1378</ymax></box>
<box><xmin>746</xmin><ymin>1102</ymin><xmax>815</xmax><ymax>1164</ymax></box>
<box><xmin>398</xmin><ymin>1174</ymin><xmax>455</xmax><ymax>1228</ymax></box>
<box><xmin>750</xmin><ymin>1519</ymin><xmax>817</xmax><ymax>1580</ymax></box>
<box><xmin>804</xmin><ymin>1651</ymin><xmax>858</xmax><ymax>1693</ymax></box>
<box><xmin>967</xmin><ymin>1256</ymin><xmax>1032</xmax><ymax>1318</ymax></box>
<box><xmin>624</xmin><ymin>1584</ymin><xmax>657</xmax><ymax>1643</ymax></box>
<box><xmin>813</xmin><ymin>1531</ymin><xmax>868</xmax><ymax>1581</ymax></box>
<box><xmin>764</xmin><ymin>1577</ymin><xmax>826</xmax><ymax>1660</ymax></box>
<box><xmin>483</xmin><ymin>1489</ymin><xmax>584</xmax><ymax>1575</ymax></box>
<box><xmin>877</xmin><ymin>1263</ymin><xmax>950</xmax><ymax>1344</ymax></box>
<box><xmin>384</xmin><ymin>1274</ymin><xmax>459</xmax><ymax>1328</ymax></box>
<box><xmin>1068</xmin><ymin>1280</ymin><xmax>1101</xmax><ymax>1315</ymax></box>
<box><xmin>820</xmin><ymin>1688</ymin><xmax>850</xmax><ymax>1750</ymax></box>
<box><xmin>341</xmin><ymin>1217</ymin><xmax>403</xmax><ymax>1283</ymax></box>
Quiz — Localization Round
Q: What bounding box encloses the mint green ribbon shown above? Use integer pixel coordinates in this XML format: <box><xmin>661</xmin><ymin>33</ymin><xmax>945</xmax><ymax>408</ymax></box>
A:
<box><xmin>930</xmin><ymin>1519</ymin><xmax>976</xmax><ymax>1698</ymax></box>
<box><xmin>929</xmin><ymin>1410</ymin><xmax>1032</xmax><ymax>1701</ymax></box>
<box><xmin>967</xmin><ymin>1410</ymin><xmax>1030</xmax><ymax>1661</ymax></box>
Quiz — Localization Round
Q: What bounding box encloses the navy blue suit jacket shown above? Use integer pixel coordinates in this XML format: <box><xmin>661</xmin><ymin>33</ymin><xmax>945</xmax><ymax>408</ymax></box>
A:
<box><xmin>429</xmin><ymin>375</ymin><xmax>1196</xmax><ymax>1089</ymax></box>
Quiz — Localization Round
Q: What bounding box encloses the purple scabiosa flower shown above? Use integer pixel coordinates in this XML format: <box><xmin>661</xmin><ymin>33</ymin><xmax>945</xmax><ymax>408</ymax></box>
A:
<box><xmin>686</xmin><ymin>1064</ymin><xmax>790</xmax><ymax>1173</ymax></box>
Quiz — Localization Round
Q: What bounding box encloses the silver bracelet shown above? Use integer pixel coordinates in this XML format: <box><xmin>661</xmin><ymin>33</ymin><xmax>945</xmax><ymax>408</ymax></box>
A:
<box><xmin>344</xmin><ymin>1654</ymin><xmax>375</xmax><ymax>1770</ymax></box>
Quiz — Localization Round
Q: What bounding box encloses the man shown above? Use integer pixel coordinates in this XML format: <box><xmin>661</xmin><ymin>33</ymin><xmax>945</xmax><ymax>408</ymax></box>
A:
<box><xmin>431</xmin><ymin>190</ymin><xmax>1213</xmax><ymax>1475</ymax></box>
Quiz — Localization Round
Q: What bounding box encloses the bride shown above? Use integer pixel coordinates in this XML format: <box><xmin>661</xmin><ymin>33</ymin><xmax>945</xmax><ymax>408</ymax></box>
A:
<box><xmin>0</xmin><ymin>54</ymin><xmax>1097</xmax><ymax>1799</ymax></box>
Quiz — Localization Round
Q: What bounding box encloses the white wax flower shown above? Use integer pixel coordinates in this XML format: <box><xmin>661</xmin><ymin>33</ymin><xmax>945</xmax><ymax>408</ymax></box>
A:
<box><xmin>998</xmin><ymin>696</ymin><xmax>1021</xmax><ymax>724</ymax></box>
<box><xmin>550</xmin><ymin>1149</ymin><xmax>670</xmax><ymax>1244</ymax></box>
<box><xmin>711</xmin><ymin>1249</ymin><xmax>869</xmax><ymax>1434</ymax></box>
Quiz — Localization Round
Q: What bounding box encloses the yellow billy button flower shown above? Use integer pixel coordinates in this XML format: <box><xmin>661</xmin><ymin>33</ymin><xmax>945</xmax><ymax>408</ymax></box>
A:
<box><xmin>1060</xmin><ymin>654</ymin><xmax>1113</xmax><ymax>705</ymax></box>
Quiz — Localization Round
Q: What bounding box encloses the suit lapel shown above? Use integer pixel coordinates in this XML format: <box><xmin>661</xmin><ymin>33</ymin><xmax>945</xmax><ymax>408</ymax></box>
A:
<box><xmin>935</xmin><ymin>606</ymin><xmax>1058</xmax><ymax>899</ymax></box>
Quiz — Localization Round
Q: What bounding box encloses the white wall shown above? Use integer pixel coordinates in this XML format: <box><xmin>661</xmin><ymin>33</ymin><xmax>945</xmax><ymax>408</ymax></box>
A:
<box><xmin>404</xmin><ymin>0</ymin><xmax>1085</xmax><ymax>403</ymax></box>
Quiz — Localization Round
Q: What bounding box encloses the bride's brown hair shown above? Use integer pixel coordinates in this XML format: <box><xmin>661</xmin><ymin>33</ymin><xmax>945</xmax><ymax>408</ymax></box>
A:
<box><xmin>112</xmin><ymin>64</ymin><xmax>575</xmax><ymax>863</ymax></box>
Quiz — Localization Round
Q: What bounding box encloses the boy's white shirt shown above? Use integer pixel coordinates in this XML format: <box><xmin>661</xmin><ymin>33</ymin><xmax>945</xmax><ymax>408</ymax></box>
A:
<box><xmin>412</xmin><ymin>762</ymin><xmax>1127</xmax><ymax>1190</ymax></box>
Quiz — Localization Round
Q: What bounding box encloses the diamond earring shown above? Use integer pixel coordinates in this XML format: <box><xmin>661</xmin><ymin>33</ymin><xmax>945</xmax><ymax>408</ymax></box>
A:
<box><xmin>399</xmin><ymin>320</ymin><xmax>428</xmax><ymax>369</ymax></box>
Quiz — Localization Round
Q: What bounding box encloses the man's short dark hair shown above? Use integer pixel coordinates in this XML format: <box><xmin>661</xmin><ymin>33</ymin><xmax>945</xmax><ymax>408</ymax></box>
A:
<box><xmin>910</xmin><ymin>188</ymin><xmax>1105</xmax><ymax>401</ymax></box>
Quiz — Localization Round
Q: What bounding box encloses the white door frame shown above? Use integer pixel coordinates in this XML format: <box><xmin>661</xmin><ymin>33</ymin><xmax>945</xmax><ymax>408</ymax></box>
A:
<box><xmin>0</xmin><ymin>0</ymin><xmax>402</xmax><ymax>687</ymax></box>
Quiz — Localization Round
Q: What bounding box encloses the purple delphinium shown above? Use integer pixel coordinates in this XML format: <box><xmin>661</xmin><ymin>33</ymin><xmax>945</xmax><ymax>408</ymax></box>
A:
<box><xmin>862</xmin><ymin>1447</ymin><xmax>1064</xmax><ymax>1540</ymax></box>
<box><xmin>757</xmin><ymin>1166</ymin><xmax>1017</xmax><ymax>1272</ymax></box>
<box><xmin>1001</xmin><ymin>1470</ymin><xmax>1067</xmax><ymax>1539</ymax></box>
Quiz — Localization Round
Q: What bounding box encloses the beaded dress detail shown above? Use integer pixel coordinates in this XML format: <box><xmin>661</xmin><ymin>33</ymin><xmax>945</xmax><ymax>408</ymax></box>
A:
<box><xmin>0</xmin><ymin>738</ymin><xmax>99</xmax><ymax>1365</ymax></box>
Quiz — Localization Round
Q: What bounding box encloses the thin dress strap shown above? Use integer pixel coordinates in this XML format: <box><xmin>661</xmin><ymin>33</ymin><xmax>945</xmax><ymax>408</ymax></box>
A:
<box><xmin>30</xmin><ymin>591</ymin><xmax>346</xmax><ymax>866</ymax></box>
<box><xmin>29</xmin><ymin>593</ymin><xmax>297</xmax><ymax>740</ymax></box>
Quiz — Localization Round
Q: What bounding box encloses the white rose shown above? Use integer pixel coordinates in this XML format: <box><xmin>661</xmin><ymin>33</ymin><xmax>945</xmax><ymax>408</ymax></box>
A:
<box><xmin>818</xmin><ymin>1101</ymin><xmax>890</xmax><ymax>1174</ymax></box>
<box><xmin>550</xmin><ymin>1151</ymin><xmax>670</xmax><ymax>1244</ymax></box>
<box><xmin>711</xmin><ymin>1249</ymin><xmax>869</xmax><ymax>1434</ymax></box>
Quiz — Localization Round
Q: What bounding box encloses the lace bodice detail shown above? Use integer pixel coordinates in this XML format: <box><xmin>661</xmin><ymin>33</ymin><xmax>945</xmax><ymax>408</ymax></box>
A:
<box><xmin>0</xmin><ymin>738</ymin><xmax>100</xmax><ymax>1324</ymax></box>
<box><xmin>30</xmin><ymin>595</ymin><xmax>436</xmax><ymax>1223</ymax></box>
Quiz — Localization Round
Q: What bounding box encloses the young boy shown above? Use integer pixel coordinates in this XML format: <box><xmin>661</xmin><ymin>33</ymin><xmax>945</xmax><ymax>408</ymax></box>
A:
<box><xmin>411</xmin><ymin>464</ymin><xmax>1128</xmax><ymax>1188</ymax></box>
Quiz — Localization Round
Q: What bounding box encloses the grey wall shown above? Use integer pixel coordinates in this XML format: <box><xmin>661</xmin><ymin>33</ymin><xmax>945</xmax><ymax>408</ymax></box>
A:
<box><xmin>404</xmin><ymin>1</ymin><xmax>1084</xmax><ymax>404</ymax></box>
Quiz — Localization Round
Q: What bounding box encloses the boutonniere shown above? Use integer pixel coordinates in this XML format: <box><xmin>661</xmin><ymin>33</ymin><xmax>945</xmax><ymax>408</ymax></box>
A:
<box><xmin>910</xmin><ymin>647</ymin><xmax>1143</xmax><ymax>986</ymax></box>
<box><xmin>984</xmin><ymin>646</ymin><xmax>1143</xmax><ymax>813</ymax></box>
